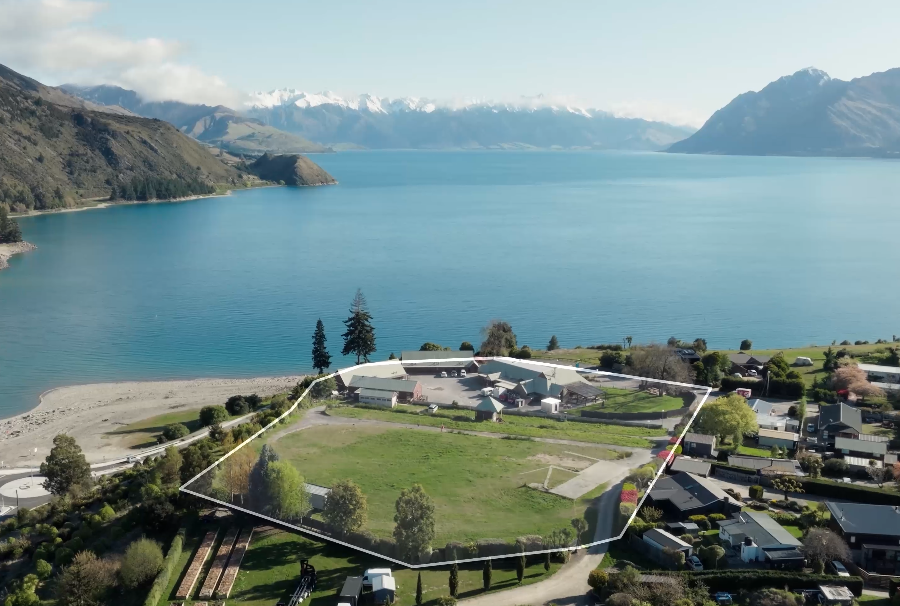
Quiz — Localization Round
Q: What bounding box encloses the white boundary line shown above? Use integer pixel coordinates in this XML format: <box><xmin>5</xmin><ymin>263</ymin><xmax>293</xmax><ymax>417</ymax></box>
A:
<box><xmin>180</xmin><ymin>356</ymin><xmax>713</xmax><ymax>568</ymax></box>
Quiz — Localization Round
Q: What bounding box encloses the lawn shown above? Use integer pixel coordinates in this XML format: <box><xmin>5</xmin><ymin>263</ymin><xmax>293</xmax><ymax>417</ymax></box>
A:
<box><xmin>737</xmin><ymin>445</ymin><xmax>774</xmax><ymax>458</ymax></box>
<box><xmin>858</xmin><ymin>596</ymin><xmax>892</xmax><ymax>605</ymax></box>
<box><xmin>106</xmin><ymin>408</ymin><xmax>211</xmax><ymax>449</ymax></box>
<box><xmin>229</xmin><ymin>528</ymin><xmax>562</xmax><ymax>606</ymax></box>
<box><xmin>862</xmin><ymin>423</ymin><xmax>894</xmax><ymax>437</ymax></box>
<box><xmin>270</xmin><ymin>424</ymin><xmax>616</xmax><ymax>546</ymax></box>
<box><xmin>326</xmin><ymin>404</ymin><xmax>659</xmax><ymax>448</ymax></box>
<box><xmin>577</xmin><ymin>387</ymin><xmax>685</xmax><ymax>415</ymax></box>
<box><xmin>781</xmin><ymin>525</ymin><xmax>803</xmax><ymax>539</ymax></box>
<box><xmin>530</xmin><ymin>347</ymin><xmax>608</xmax><ymax>366</ymax></box>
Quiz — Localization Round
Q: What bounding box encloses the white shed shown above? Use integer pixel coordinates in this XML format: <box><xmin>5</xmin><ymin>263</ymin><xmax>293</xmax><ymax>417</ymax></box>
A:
<box><xmin>541</xmin><ymin>397</ymin><xmax>560</xmax><ymax>414</ymax></box>
<box><xmin>372</xmin><ymin>574</ymin><xmax>396</xmax><ymax>605</ymax></box>
<box><xmin>358</xmin><ymin>388</ymin><xmax>398</xmax><ymax>408</ymax></box>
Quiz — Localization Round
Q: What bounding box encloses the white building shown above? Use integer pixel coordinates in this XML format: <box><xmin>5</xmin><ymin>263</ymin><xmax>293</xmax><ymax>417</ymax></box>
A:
<box><xmin>357</xmin><ymin>388</ymin><xmax>398</xmax><ymax>407</ymax></box>
<box><xmin>858</xmin><ymin>363</ymin><xmax>900</xmax><ymax>390</ymax></box>
<box><xmin>541</xmin><ymin>397</ymin><xmax>561</xmax><ymax>414</ymax></box>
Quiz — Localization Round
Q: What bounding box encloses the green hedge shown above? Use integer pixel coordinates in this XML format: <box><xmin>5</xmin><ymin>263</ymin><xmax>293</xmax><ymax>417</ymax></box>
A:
<box><xmin>143</xmin><ymin>528</ymin><xmax>185</xmax><ymax>606</ymax></box>
<box><xmin>720</xmin><ymin>377</ymin><xmax>762</xmax><ymax>394</ymax></box>
<box><xmin>889</xmin><ymin>578</ymin><xmax>898</xmax><ymax>597</ymax></box>
<box><xmin>800</xmin><ymin>478</ymin><xmax>900</xmax><ymax>506</ymax></box>
<box><xmin>677</xmin><ymin>571</ymin><xmax>863</xmax><ymax>596</ymax></box>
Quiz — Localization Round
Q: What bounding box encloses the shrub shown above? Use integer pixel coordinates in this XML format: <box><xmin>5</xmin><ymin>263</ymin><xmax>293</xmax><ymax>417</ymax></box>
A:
<box><xmin>688</xmin><ymin>515</ymin><xmax>710</xmax><ymax>530</ymax></box>
<box><xmin>142</xmin><ymin>529</ymin><xmax>184</xmax><ymax>606</ymax></box>
<box><xmin>35</xmin><ymin>558</ymin><xmax>53</xmax><ymax>579</ymax></box>
<box><xmin>161</xmin><ymin>423</ymin><xmax>189</xmax><ymax>441</ymax></box>
<box><xmin>436</xmin><ymin>598</ymin><xmax>457</xmax><ymax>606</ymax></box>
<box><xmin>54</xmin><ymin>547</ymin><xmax>74</xmax><ymax>566</ymax></box>
<box><xmin>225</xmin><ymin>395</ymin><xmax>250</xmax><ymax>416</ymax></box>
<box><xmin>749</xmin><ymin>485</ymin><xmax>764</xmax><ymax>500</ymax></box>
<box><xmin>823</xmin><ymin>458</ymin><xmax>850</xmax><ymax>477</ymax></box>
<box><xmin>619</xmin><ymin>502</ymin><xmax>636</xmax><ymax>519</ymax></box>
<box><xmin>98</xmin><ymin>505</ymin><xmax>115</xmax><ymax>522</ymax></box>
<box><xmin>800</xmin><ymin>478</ymin><xmax>900</xmax><ymax>506</ymax></box>
<box><xmin>674</xmin><ymin>570</ymin><xmax>862</xmax><ymax>596</ymax></box>
<box><xmin>199</xmin><ymin>405</ymin><xmax>228</xmax><ymax>427</ymax></box>
<box><xmin>588</xmin><ymin>569</ymin><xmax>609</xmax><ymax>591</ymax></box>
<box><xmin>120</xmin><ymin>537</ymin><xmax>164</xmax><ymax>588</ymax></box>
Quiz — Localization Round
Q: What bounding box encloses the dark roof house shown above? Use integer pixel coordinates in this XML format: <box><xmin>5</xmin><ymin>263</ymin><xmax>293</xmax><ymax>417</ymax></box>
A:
<box><xmin>826</xmin><ymin>501</ymin><xmax>900</xmax><ymax>575</ymax></box>
<box><xmin>647</xmin><ymin>472</ymin><xmax>742</xmax><ymax>516</ymax></box>
<box><xmin>818</xmin><ymin>403</ymin><xmax>863</xmax><ymax>438</ymax></box>
<box><xmin>681</xmin><ymin>432</ymin><xmax>717</xmax><ymax>458</ymax></box>
<box><xmin>727</xmin><ymin>455</ymin><xmax>803</xmax><ymax>476</ymax></box>
<box><xmin>718</xmin><ymin>510</ymin><xmax>804</xmax><ymax>569</ymax></box>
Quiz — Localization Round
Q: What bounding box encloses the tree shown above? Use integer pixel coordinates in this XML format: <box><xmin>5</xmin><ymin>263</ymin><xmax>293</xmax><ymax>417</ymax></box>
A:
<box><xmin>4</xmin><ymin>573</ymin><xmax>39</xmax><ymax>606</ymax></box>
<box><xmin>626</xmin><ymin>344</ymin><xmax>695</xmax><ymax>387</ymax></box>
<box><xmin>571</xmin><ymin>517</ymin><xmax>588</xmax><ymax>542</ymax></box>
<box><xmin>479</xmin><ymin>320</ymin><xmax>517</xmax><ymax>356</ymax></box>
<box><xmin>823</xmin><ymin>347</ymin><xmax>838</xmax><ymax>372</ymax></box>
<box><xmin>179</xmin><ymin>438</ymin><xmax>219</xmax><ymax>485</ymax></box>
<box><xmin>482</xmin><ymin>559</ymin><xmax>492</xmax><ymax>591</ymax></box>
<box><xmin>744</xmin><ymin>588</ymin><xmax>804</xmax><ymax>606</ymax></box>
<box><xmin>625</xmin><ymin>336</ymin><xmax>633</xmax><ymax>349</ymax></box>
<box><xmin>740</xmin><ymin>339</ymin><xmax>753</xmax><ymax>351</ymax></box>
<box><xmin>459</xmin><ymin>341</ymin><xmax>474</xmax><ymax>351</ymax></box>
<box><xmin>157</xmin><ymin>446</ymin><xmax>182</xmax><ymax>486</ymax></box>
<box><xmin>323</xmin><ymin>479</ymin><xmax>368</xmax><ymax>536</ymax></box>
<box><xmin>449</xmin><ymin>563</ymin><xmax>459</xmax><ymax>597</ymax></box>
<box><xmin>544</xmin><ymin>551</ymin><xmax>551</xmax><ymax>571</ymax></box>
<box><xmin>416</xmin><ymin>571</ymin><xmax>424</xmax><ymax>605</ymax></box>
<box><xmin>698</xmin><ymin>544</ymin><xmax>725</xmax><ymax>569</ymax></box>
<box><xmin>831</xmin><ymin>365</ymin><xmax>884</xmax><ymax>400</ymax></box>
<box><xmin>548</xmin><ymin>335</ymin><xmax>559</xmax><ymax>351</ymax></box>
<box><xmin>35</xmin><ymin>559</ymin><xmax>52</xmax><ymax>580</ymax></box>
<box><xmin>199</xmin><ymin>405</ymin><xmax>228</xmax><ymax>427</ymax></box>
<box><xmin>119</xmin><ymin>537</ymin><xmax>163</xmax><ymax>588</ymax></box>
<box><xmin>393</xmin><ymin>484</ymin><xmax>435</xmax><ymax>562</ymax></box>
<box><xmin>771</xmin><ymin>476</ymin><xmax>803</xmax><ymax>500</ymax></box>
<box><xmin>224</xmin><ymin>395</ymin><xmax>249</xmax><ymax>416</ymax></box>
<box><xmin>341</xmin><ymin>289</ymin><xmax>376</xmax><ymax>363</ymax></box>
<box><xmin>161</xmin><ymin>423</ymin><xmax>189</xmax><ymax>441</ymax></box>
<box><xmin>40</xmin><ymin>434</ymin><xmax>91</xmax><ymax>496</ymax></box>
<box><xmin>867</xmin><ymin>461</ymin><xmax>888</xmax><ymax>487</ymax></box>
<box><xmin>264</xmin><ymin>461</ymin><xmax>309</xmax><ymax>521</ymax></box>
<box><xmin>0</xmin><ymin>205</ymin><xmax>23</xmax><ymax>244</ymax></box>
<box><xmin>311</xmin><ymin>319</ymin><xmax>332</xmax><ymax>374</ymax></box>
<box><xmin>248</xmin><ymin>444</ymin><xmax>280</xmax><ymax>510</ymax></box>
<box><xmin>310</xmin><ymin>375</ymin><xmax>337</xmax><ymax>399</ymax></box>
<box><xmin>142</xmin><ymin>498</ymin><xmax>176</xmax><ymax>533</ymax></box>
<box><xmin>694</xmin><ymin>394</ymin><xmax>758</xmax><ymax>445</ymax></box>
<box><xmin>56</xmin><ymin>551</ymin><xmax>117</xmax><ymax>606</ymax></box>
<box><xmin>801</xmin><ymin>528</ymin><xmax>850</xmax><ymax>570</ymax></box>
<box><xmin>692</xmin><ymin>338</ymin><xmax>708</xmax><ymax>353</ymax></box>
<box><xmin>420</xmin><ymin>342</ymin><xmax>444</xmax><ymax>351</ymax></box>
<box><xmin>515</xmin><ymin>554</ymin><xmax>525</xmax><ymax>583</ymax></box>
<box><xmin>223</xmin><ymin>447</ymin><xmax>256</xmax><ymax>503</ymax></box>
<box><xmin>588</xmin><ymin>569</ymin><xmax>609</xmax><ymax>592</ymax></box>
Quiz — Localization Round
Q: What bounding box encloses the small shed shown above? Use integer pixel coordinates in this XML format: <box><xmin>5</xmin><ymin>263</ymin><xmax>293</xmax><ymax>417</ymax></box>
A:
<box><xmin>304</xmin><ymin>483</ymin><xmax>331</xmax><ymax>511</ymax></box>
<box><xmin>372</xmin><ymin>575</ymin><xmax>396</xmax><ymax>605</ymax></box>
<box><xmin>357</xmin><ymin>388</ymin><xmax>398</xmax><ymax>408</ymax></box>
<box><xmin>757</xmin><ymin>428</ymin><xmax>799</xmax><ymax>449</ymax></box>
<box><xmin>475</xmin><ymin>396</ymin><xmax>505</xmax><ymax>421</ymax></box>
<box><xmin>541</xmin><ymin>397</ymin><xmax>561</xmax><ymax>414</ymax></box>
<box><xmin>818</xmin><ymin>585</ymin><xmax>854</xmax><ymax>606</ymax></box>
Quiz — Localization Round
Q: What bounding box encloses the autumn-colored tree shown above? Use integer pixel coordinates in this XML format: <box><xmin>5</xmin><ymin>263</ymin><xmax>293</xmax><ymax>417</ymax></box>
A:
<box><xmin>223</xmin><ymin>447</ymin><xmax>256</xmax><ymax>504</ymax></box>
<box><xmin>831</xmin><ymin>365</ymin><xmax>885</xmax><ymax>400</ymax></box>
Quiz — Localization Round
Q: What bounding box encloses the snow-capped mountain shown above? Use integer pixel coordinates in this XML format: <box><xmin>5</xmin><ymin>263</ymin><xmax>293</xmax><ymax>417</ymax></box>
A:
<box><xmin>244</xmin><ymin>88</ymin><xmax>695</xmax><ymax>150</ymax></box>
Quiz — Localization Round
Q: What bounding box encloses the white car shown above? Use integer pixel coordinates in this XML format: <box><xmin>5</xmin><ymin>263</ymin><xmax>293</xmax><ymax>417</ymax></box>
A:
<box><xmin>748</xmin><ymin>370</ymin><xmax>758</xmax><ymax>376</ymax></box>
<box><xmin>440</xmin><ymin>372</ymin><xmax>448</xmax><ymax>378</ymax></box>
<box><xmin>460</xmin><ymin>370</ymin><xmax>467</xmax><ymax>377</ymax></box>
<box><xmin>427</xmin><ymin>404</ymin><xmax>439</xmax><ymax>414</ymax></box>
<box><xmin>686</xmin><ymin>555</ymin><xmax>703</xmax><ymax>571</ymax></box>
<box><xmin>829</xmin><ymin>561</ymin><xmax>850</xmax><ymax>577</ymax></box>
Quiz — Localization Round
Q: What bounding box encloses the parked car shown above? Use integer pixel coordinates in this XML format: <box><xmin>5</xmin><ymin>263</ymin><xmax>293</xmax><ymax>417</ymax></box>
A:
<box><xmin>807</xmin><ymin>423</ymin><xmax>817</xmax><ymax>433</ymax></box>
<box><xmin>460</xmin><ymin>370</ymin><xmax>467</xmax><ymax>377</ymax></box>
<box><xmin>714</xmin><ymin>593</ymin><xmax>733</xmax><ymax>605</ymax></box>
<box><xmin>440</xmin><ymin>372</ymin><xmax>448</xmax><ymax>378</ymax></box>
<box><xmin>362</xmin><ymin>568</ymin><xmax>393</xmax><ymax>590</ymax></box>
<box><xmin>449</xmin><ymin>371</ymin><xmax>457</xmax><ymax>377</ymax></box>
<box><xmin>427</xmin><ymin>404</ymin><xmax>438</xmax><ymax>414</ymax></box>
<box><xmin>828</xmin><ymin>561</ymin><xmax>850</xmax><ymax>577</ymax></box>
<box><xmin>748</xmin><ymin>370</ymin><xmax>758</xmax><ymax>376</ymax></box>
<box><xmin>686</xmin><ymin>555</ymin><xmax>703</xmax><ymax>571</ymax></box>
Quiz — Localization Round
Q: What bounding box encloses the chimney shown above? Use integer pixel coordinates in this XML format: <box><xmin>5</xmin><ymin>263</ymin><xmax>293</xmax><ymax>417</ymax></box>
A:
<box><xmin>744</xmin><ymin>537</ymin><xmax>753</xmax><ymax>547</ymax></box>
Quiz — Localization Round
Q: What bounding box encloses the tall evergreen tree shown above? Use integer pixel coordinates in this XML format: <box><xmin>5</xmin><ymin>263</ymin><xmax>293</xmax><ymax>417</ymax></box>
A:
<box><xmin>415</xmin><ymin>571</ymin><xmax>423</xmax><ymax>605</ymax></box>
<box><xmin>482</xmin><ymin>559</ymin><xmax>492</xmax><ymax>591</ymax></box>
<box><xmin>40</xmin><ymin>434</ymin><xmax>91</xmax><ymax>496</ymax></box>
<box><xmin>515</xmin><ymin>554</ymin><xmax>525</xmax><ymax>583</ymax></box>
<box><xmin>311</xmin><ymin>318</ymin><xmax>332</xmax><ymax>373</ymax></box>
<box><xmin>341</xmin><ymin>289</ymin><xmax>376</xmax><ymax>364</ymax></box>
<box><xmin>449</xmin><ymin>563</ymin><xmax>459</xmax><ymax>597</ymax></box>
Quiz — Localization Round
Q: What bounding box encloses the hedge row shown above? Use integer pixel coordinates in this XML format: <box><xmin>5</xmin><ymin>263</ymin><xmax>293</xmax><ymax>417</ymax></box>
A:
<box><xmin>719</xmin><ymin>377</ymin><xmax>762</xmax><ymax>394</ymax></box>
<box><xmin>143</xmin><ymin>528</ymin><xmax>185</xmax><ymax>606</ymax></box>
<box><xmin>677</xmin><ymin>571</ymin><xmax>864</xmax><ymax>596</ymax></box>
<box><xmin>800</xmin><ymin>478</ymin><xmax>900</xmax><ymax>506</ymax></box>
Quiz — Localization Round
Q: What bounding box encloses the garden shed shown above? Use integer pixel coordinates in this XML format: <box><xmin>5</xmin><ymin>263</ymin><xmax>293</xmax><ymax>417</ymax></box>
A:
<box><xmin>475</xmin><ymin>396</ymin><xmax>505</xmax><ymax>421</ymax></box>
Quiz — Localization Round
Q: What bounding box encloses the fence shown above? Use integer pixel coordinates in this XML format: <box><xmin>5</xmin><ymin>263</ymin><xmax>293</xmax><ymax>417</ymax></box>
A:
<box><xmin>844</xmin><ymin>560</ymin><xmax>900</xmax><ymax>590</ymax></box>
<box><xmin>501</xmin><ymin>407</ymin><xmax>665</xmax><ymax>430</ymax></box>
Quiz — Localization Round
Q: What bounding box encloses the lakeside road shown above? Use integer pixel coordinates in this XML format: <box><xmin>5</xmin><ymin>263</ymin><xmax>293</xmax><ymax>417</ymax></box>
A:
<box><xmin>0</xmin><ymin>375</ymin><xmax>301</xmax><ymax>466</ymax></box>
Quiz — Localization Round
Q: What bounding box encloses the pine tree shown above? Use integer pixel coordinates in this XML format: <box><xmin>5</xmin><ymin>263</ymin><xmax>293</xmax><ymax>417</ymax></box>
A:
<box><xmin>311</xmin><ymin>319</ymin><xmax>332</xmax><ymax>373</ymax></box>
<box><xmin>415</xmin><ymin>571</ymin><xmax>423</xmax><ymax>605</ymax></box>
<box><xmin>482</xmin><ymin>559</ymin><xmax>492</xmax><ymax>591</ymax></box>
<box><xmin>341</xmin><ymin>289</ymin><xmax>376</xmax><ymax>364</ymax></box>
<box><xmin>544</xmin><ymin>551</ymin><xmax>551</xmax><ymax>571</ymax></box>
<box><xmin>547</xmin><ymin>335</ymin><xmax>559</xmax><ymax>351</ymax></box>
<box><xmin>449</xmin><ymin>563</ymin><xmax>459</xmax><ymax>597</ymax></box>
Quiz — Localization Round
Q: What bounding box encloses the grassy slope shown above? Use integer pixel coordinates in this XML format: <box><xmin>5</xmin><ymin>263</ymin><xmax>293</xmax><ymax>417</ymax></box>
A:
<box><xmin>230</xmin><ymin>528</ymin><xmax>561</xmax><ymax>606</ymax></box>
<box><xmin>271</xmin><ymin>424</ymin><xmax>614</xmax><ymax>545</ymax></box>
<box><xmin>104</xmin><ymin>409</ymin><xmax>241</xmax><ymax>449</ymax></box>
<box><xmin>326</xmin><ymin>404</ymin><xmax>658</xmax><ymax>447</ymax></box>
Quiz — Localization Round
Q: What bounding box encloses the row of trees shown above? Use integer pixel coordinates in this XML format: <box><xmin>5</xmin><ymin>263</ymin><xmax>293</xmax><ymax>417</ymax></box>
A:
<box><xmin>108</xmin><ymin>176</ymin><xmax>215</xmax><ymax>202</ymax></box>
<box><xmin>0</xmin><ymin>205</ymin><xmax>23</xmax><ymax>243</ymax></box>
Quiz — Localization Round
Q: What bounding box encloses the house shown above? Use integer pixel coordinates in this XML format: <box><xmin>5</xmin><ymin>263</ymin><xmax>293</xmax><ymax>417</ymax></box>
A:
<box><xmin>477</xmin><ymin>360</ymin><xmax>599</xmax><ymax>404</ymax></box>
<box><xmin>818</xmin><ymin>403</ymin><xmax>862</xmax><ymax>444</ymax></box>
<box><xmin>751</xmin><ymin>399</ymin><xmax>787</xmax><ymax>431</ymax></box>
<box><xmin>665</xmin><ymin>522</ymin><xmax>700</xmax><ymax>536</ymax></box>
<box><xmin>818</xmin><ymin>585</ymin><xmax>855</xmax><ymax>606</ymax></box>
<box><xmin>717</xmin><ymin>510</ymin><xmax>804</xmax><ymax>569</ymax></box>
<box><xmin>826</xmin><ymin>502</ymin><xmax>900</xmax><ymax>575</ymax></box>
<box><xmin>357</xmin><ymin>388</ymin><xmax>398</xmax><ymax>407</ymax></box>
<box><xmin>540</xmin><ymin>397</ymin><xmax>560</xmax><ymax>414</ymax></box>
<box><xmin>669</xmin><ymin>458</ymin><xmax>712</xmax><ymax>477</ymax></box>
<box><xmin>304</xmin><ymin>483</ymin><xmax>331</xmax><ymax>510</ymax></box>
<box><xmin>834</xmin><ymin>435</ymin><xmax>889</xmax><ymax>459</ymax></box>
<box><xmin>336</xmin><ymin>361</ymin><xmax>407</xmax><ymax>391</ymax></box>
<box><xmin>885</xmin><ymin>453</ymin><xmax>898</xmax><ymax>466</ymax></box>
<box><xmin>348</xmin><ymin>376</ymin><xmax>422</xmax><ymax>402</ymax></box>
<box><xmin>857</xmin><ymin>363</ymin><xmax>900</xmax><ymax>391</ymax></box>
<box><xmin>647</xmin><ymin>472</ymin><xmax>742</xmax><ymax>517</ymax></box>
<box><xmin>474</xmin><ymin>396</ymin><xmax>504</xmax><ymax>421</ymax></box>
<box><xmin>400</xmin><ymin>350</ymin><xmax>479</xmax><ymax>374</ymax></box>
<box><xmin>675</xmin><ymin>348</ymin><xmax>701</xmax><ymax>364</ymax></box>
<box><xmin>681</xmin><ymin>432</ymin><xmax>717</xmax><ymax>458</ymax></box>
<box><xmin>728</xmin><ymin>353</ymin><xmax>771</xmax><ymax>376</ymax></box>
<box><xmin>757</xmin><ymin>428</ymin><xmax>799</xmax><ymax>450</ymax></box>
<box><xmin>727</xmin><ymin>455</ymin><xmax>803</xmax><ymax>476</ymax></box>
<box><xmin>643</xmin><ymin>528</ymin><xmax>693</xmax><ymax>557</ymax></box>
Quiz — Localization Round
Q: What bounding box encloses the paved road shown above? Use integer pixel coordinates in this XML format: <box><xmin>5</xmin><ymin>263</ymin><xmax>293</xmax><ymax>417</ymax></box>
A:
<box><xmin>550</xmin><ymin>451</ymin><xmax>652</xmax><ymax>499</ymax></box>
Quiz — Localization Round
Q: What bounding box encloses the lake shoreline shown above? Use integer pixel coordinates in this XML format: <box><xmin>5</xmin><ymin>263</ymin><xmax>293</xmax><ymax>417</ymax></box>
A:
<box><xmin>0</xmin><ymin>241</ymin><xmax>36</xmax><ymax>271</ymax></box>
<box><xmin>0</xmin><ymin>375</ymin><xmax>303</xmax><ymax>465</ymax></box>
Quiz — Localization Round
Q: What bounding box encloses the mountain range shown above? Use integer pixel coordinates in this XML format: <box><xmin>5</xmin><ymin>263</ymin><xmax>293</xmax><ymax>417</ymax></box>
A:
<box><xmin>668</xmin><ymin>67</ymin><xmax>900</xmax><ymax>157</ymax></box>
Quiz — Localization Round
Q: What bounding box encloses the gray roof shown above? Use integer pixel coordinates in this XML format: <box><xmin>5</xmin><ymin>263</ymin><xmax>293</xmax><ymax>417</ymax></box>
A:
<box><xmin>475</xmin><ymin>396</ymin><xmax>505</xmax><ymax>413</ymax></box>
<box><xmin>727</xmin><ymin>455</ymin><xmax>802</xmax><ymax>475</ymax></box>
<box><xmin>357</xmin><ymin>388</ymin><xmax>398</xmax><ymax>398</ymax></box>
<box><xmin>564</xmin><ymin>382</ymin><xmax>603</xmax><ymax>399</ymax></box>
<box><xmin>669</xmin><ymin>458</ymin><xmax>712</xmax><ymax>477</ymax></box>
<box><xmin>818</xmin><ymin>403</ymin><xmax>862</xmax><ymax>434</ymax></box>
<box><xmin>643</xmin><ymin>528</ymin><xmax>692</xmax><ymax>551</ymax></box>
<box><xmin>304</xmin><ymin>483</ymin><xmax>331</xmax><ymax>497</ymax></box>
<box><xmin>337</xmin><ymin>361</ymin><xmax>407</xmax><ymax>386</ymax></box>
<box><xmin>885</xmin><ymin>453</ymin><xmax>898</xmax><ymax>465</ymax></box>
<box><xmin>764</xmin><ymin>548</ymin><xmax>805</xmax><ymax>561</ymax></box>
<box><xmin>401</xmin><ymin>350</ymin><xmax>475</xmax><ymax>361</ymax></box>
<box><xmin>728</xmin><ymin>353</ymin><xmax>772</xmax><ymax>366</ymax></box>
<box><xmin>683</xmin><ymin>432</ymin><xmax>716</xmax><ymax>445</ymax></box>
<box><xmin>649</xmin><ymin>472</ymin><xmax>737</xmax><ymax>512</ymax></box>
<box><xmin>834</xmin><ymin>436</ymin><xmax>888</xmax><ymax>456</ymax></box>
<box><xmin>718</xmin><ymin>511</ymin><xmax>802</xmax><ymax>548</ymax></box>
<box><xmin>826</xmin><ymin>502</ymin><xmax>900</xmax><ymax>538</ymax></box>
<box><xmin>349</xmin><ymin>376</ymin><xmax>420</xmax><ymax>393</ymax></box>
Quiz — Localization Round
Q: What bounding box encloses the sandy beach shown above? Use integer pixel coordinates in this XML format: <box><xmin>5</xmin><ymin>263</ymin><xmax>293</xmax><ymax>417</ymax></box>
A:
<box><xmin>0</xmin><ymin>376</ymin><xmax>301</xmax><ymax>466</ymax></box>
<box><xmin>0</xmin><ymin>242</ymin><xmax>36</xmax><ymax>271</ymax></box>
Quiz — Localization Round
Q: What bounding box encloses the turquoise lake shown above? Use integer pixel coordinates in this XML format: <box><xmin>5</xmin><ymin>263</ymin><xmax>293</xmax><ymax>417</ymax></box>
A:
<box><xmin>2</xmin><ymin>150</ymin><xmax>900</xmax><ymax>417</ymax></box>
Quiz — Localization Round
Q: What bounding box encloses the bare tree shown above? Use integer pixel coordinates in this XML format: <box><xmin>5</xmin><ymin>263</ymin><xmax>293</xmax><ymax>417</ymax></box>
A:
<box><xmin>223</xmin><ymin>447</ymin><xmax>256</xmax><ymax>504</ymax></box>
<box><xmin>801</xmin><ymin>528</ymin><xmax>850</xmax><ymax>570</ymax></box>
<box><xmin>625</xmin><ymin>344</ymin><xmax>694</xmax><ymax>392</ymax></box>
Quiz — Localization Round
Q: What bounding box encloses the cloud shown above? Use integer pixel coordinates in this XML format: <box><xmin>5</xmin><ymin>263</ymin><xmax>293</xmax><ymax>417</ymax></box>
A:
<box><xmin>604</xmin><ymin>100</ymin><xmax>708</xmax><ymax>129</ymax></box>
<box><xmin>0</xmin><ymin>0</ymin><xmax>242</xmax><ymax>107</ymax></box>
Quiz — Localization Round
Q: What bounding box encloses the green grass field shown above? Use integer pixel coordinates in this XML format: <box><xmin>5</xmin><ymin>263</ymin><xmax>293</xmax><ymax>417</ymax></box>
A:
<box><xmin>106</xmin><ymin>408</ymin><xmax>210</xmax><ymax>448</ymax></box>
<box><xmin>271</xmin><ymin>424</ymin><xmax>615</xmax><ymax>546</ymax></box>
<box><xmin>326</xmin><ymin>404</ymin><xmax>659</xmax><ymax>448</ymax></box>
<box><xmin>577</xmin><ymin>387</ymin><xmax>684</xmax><ymax>414</ymax></box>
<box><xmin>229</xmin><ymin>528</ymin><xmax>561</xmax><ymax>606</ymax></box>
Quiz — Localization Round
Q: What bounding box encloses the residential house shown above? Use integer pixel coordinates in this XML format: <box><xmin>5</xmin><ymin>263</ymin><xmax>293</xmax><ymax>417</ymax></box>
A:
<box><xmin>675</xmin><ymin>348</ymin><xmax>701</xmax><ymax>364</ymax></box>
<box><xmin>669</xmin><ymin>458</ymin><xmax>712</xmax><ymax>477</ymax></box>
<box><xmin>348</xmin><ymin>376</ymin><xmax>422</xmax><ymax>402</ymax></box>
<box><xmin>647</xmin><ymin>472</ymin><xmax>742</xmax><ymax>517</ymax></box>
<box><xmin>885</xmin><ymin>453</ymin><xmax>898</xmax><ymax>466</ymax></box>
<box><xmin>643</xmin><ymin>528</ymin><xmax>693</xmax><ymax>557</ymax></box>
<box><xmin>826</xmin><ymin>502</ymin><xmax>900</xmax><ymax>575</ymax></box>
<box><xmin>727</xmin><ymin>455</ymin><xmax>803</xmax><ymax>476</ymax></box>
<box><xmin>474</xmin><ymin>396</ymin><xmax>505</xmax><ymax>421</ymax></box>
<box><xmin>843</xmin><ymin>456</ymin><xmax>883</xmax><ymax>473</ymax></box>
<box><xmin>728</xmin><ymin>353</ymin><xmax>771</xmax><ymax>376</ymax></box>
<box><xmin>757</xmin><ymin>428</ymin><xmax>800</xmax><ymax>450</ymax></box>
<box><xmin>400</xmin><ymin>350</ymin><xmax>479</xmax><ymax>374</ymax></box>
<box><xmin>718</xmin><ymin>510</ymin><xmax>804</xmax><ymax>569</ymax></box>
<box><xmin>751</xmin><ymin>399</ymin><xmax>787</xmax><ymax>431</ymax></box>
<box><xmin>681</xmin><ymin>432</ymin><xmax>717</xmax><ymax>458</ymax></box>
<box><xmin>818</xmin><ymin>403</ymin><xmax>862</xmax><ymax>445</ymax></box>
<box><xmin>834</xmin><ymin>435</ymin><xmax>889</xmax><ymax>460</ymax></box>
<box><xmin>336</xmin><ymin>361</ymin><xmax>407</xmax><ymax>391</ymax></box>
<box><xmin>857</xmin><ymin>363</ymin><xmax>900</xmax><ymax>391</ymax></box>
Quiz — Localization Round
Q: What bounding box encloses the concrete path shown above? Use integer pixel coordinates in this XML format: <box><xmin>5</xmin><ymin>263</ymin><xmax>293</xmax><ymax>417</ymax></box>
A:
<box><xmin>550</xmin><ymin>450</ymin><xmax>652</xmax><ymax>499</ymax></box>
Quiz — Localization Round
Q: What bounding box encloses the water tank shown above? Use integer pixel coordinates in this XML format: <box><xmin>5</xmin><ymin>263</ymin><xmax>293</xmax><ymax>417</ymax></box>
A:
<box><xmin>743</xmin><ymin>537</ymin><xmax>753</xmax><ymax>546</ymax></box>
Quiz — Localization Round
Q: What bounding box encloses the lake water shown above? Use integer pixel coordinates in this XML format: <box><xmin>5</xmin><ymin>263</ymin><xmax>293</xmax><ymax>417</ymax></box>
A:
<box><xmin>2</xmin><ymin>150</ymin><xmax>900</xmax><ymax>417</ymax></box>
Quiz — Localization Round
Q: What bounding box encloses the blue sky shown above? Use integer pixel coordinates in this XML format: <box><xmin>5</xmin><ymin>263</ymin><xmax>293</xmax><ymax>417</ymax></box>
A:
<box><xmin>3</xmin><ymin>0</ymin><xmax>900</xmax><ymax>125</ymax></box>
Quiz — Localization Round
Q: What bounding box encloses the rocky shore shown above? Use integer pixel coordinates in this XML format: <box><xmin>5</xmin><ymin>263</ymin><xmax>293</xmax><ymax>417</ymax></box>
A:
<box><xmin>0</xmin><ymin>241</ymin><xmax>36</xmax><ymax>271</ymax></box>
